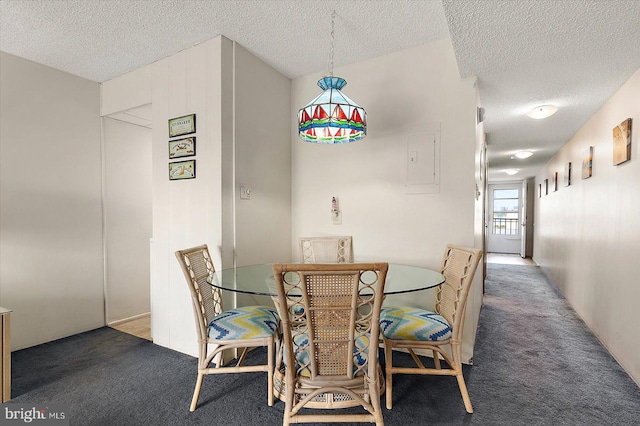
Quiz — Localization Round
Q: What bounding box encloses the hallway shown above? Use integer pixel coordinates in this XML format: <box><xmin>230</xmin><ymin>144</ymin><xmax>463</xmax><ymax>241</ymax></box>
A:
<box><xmin>487</xmin><ymin>252</ymin><xmax>537</xmax><ymax>266</ymax></box>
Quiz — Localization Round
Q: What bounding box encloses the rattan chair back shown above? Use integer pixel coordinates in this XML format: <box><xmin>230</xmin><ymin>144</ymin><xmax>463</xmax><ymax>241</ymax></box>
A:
<box><xmin>436</xmin><ymin>245</ymin><xmax>482</xmax><ymax>342</ymax></box>
<box><xmin>299</xmin><ymin>236</ymin><xmax>353</xmax><ymax>263</ymax></box>
<box><xmin>272</xmin><ymin>262</ymin><xmax>387</xmax><ymax>425</ymax></box>
<box><xmin>177</xmin><ymin>245</ymin><xmax>224</xmax><ymax>343</ymax></box>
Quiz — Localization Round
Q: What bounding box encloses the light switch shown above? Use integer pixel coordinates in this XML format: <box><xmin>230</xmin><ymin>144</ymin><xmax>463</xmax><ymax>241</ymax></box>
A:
<box><xmin>408</xmin><ymin>151</ymin><xmax>418</xmax><ymax>164</ymax></box>
<box><xmin>332</xmin><ymin>211</ymin><xmax>342</xmax><ymax>225</ymax></box>
<box><xmin>240</xmin><ymin>184</ymin><xmax>251</xmax><ymax>200</ymax></box>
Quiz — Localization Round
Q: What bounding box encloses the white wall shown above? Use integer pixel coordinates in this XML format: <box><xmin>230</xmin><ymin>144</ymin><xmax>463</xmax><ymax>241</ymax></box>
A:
<box><xmin>148</xmin><ymin>38</ymin><xmax>226</xmax><ymax>355</ymax></box>
<box><xmin>0</xmin><ymin>52</ymin><xmax>104</xmax><ymax>349</ymax></box>
<box><xmin>102</xmin><ymin>118</ymin><xmax>152</xmax><ymax>323</ymax></box>
<box><xmin>101</xmin><ymin>67</ymin><xmax>151</xmax><ymax>117</ymax></box>
<box><xmin>291</xmin><ymin>40</ymin><xmax>483</xmax><ymax>363</ymax></box>
<box><xmin>102</xmin><ymin>41</ymin><xmax>220</xmax><ymax>355</ymax></box>
<box><xmin>475</xmin><ymin>90</ymin><xmax>488</xmax><ymax>288</ymax></box>
<box><xmin>101</xmin><ymin>37</ymin><xmax>291</xmax><ymax>356</ymax></box>
<box><xmin>233</xmin><ymin>44</ymin><xmax>291</xmax><ymax>267</ymax></box>
<box><xmin>534</xmin><ymin>68</ymin><xmax>640</xmax><ymax>384</ymax></box>
<box><xmin>233</xmin><ymin>43</ymin><xmax>292</xmax><ymax>309</ymax></box>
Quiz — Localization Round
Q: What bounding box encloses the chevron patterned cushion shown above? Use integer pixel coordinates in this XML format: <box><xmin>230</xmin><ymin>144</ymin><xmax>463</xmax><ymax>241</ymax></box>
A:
<box><xmin>208</xmin><ymin>306</ymin><xmax>279</xmax><ymax>340</ymax></box>
<box><xmin>380</xmin><ymin>306</ymin><xmax>452</xmax><ymax>341</ymax></box>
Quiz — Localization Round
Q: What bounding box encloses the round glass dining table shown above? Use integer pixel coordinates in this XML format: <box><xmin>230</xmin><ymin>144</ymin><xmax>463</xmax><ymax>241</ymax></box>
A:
<box><xmin>207</xmin><ymin>263</ymin><xmax>444</xmax><ymax>296</ymax></box>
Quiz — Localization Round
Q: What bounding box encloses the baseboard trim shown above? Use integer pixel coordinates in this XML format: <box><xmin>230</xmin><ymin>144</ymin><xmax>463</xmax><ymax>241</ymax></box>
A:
<box><xmin>107</xmin><ymin>312</ymin><xmax>150</xmax><ymax>326</ymax></box>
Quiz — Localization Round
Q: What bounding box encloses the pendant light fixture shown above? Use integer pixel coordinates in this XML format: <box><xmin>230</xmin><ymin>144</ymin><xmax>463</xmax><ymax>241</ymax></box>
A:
<box><xmin>298</xmin><ymin>11</ymin><xmax>366</xmax><ymax>144</ymax></box>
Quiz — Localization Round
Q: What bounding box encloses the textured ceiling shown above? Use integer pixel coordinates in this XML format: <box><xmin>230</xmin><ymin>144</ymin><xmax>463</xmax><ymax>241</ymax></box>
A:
<box><xmin>1</xmin><ymin>0</ymin><xmax>639</xmax><ymax>181</ymax></box>
<box><xmin>0</xmin><ymin>0</ymin><xmax>449</xmax><ymax>81</ymax></box>
<box><xmin>442</xmin><ymin>0</ymin><xmax>640</xmax><ymax>180</ymax></box>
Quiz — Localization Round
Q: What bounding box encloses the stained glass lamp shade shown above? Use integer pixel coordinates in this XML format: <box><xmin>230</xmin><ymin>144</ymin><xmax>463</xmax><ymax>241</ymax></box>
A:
<box><xmin>298</xmin><ymin>76</ymin><xmax>366</xmax><ymax>144</ymax></box>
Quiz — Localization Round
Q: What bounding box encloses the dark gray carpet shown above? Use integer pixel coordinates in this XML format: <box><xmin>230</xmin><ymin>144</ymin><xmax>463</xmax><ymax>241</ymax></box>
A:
<box><xmin>7</xmin><ymin>264</ymin><xmax>640</xmax><ymax>425</ymax></box>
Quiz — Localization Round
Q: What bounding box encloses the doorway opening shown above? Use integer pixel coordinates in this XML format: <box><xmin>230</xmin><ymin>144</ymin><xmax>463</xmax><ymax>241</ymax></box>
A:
<box><xmin>102</xmin><ymin>104</ymin><xmax>152</xmax><ymax>341</ymax></box>
<box><xmin>487</xmin><ymin>182</ymin><xmax>521</xmax><ymax>254</ymax></box>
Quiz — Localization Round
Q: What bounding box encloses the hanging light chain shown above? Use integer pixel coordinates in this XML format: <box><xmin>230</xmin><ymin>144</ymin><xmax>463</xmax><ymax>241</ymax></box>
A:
<box><xmin>327</xmin><ymin>10</ymin><xmax>336</xmax><ymax>77</ymax></box>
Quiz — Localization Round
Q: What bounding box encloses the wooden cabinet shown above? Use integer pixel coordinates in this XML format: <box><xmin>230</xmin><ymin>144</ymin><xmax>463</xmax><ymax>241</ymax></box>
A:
<box><xmin>1</xmin><ymin>307</ymin><xmax>11</xmax><ymax>402</ymax></box>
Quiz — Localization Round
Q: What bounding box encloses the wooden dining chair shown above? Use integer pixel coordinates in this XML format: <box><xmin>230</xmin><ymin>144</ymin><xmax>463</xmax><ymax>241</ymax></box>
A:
<box><xmin>175</xmin><ymin>244</ymin><xmax>280</xmax><ymax>411</ymax></box>
<box><xmin>379</xmin><ymin>244</ymin><xmax>482</xmax><ymax>413</ymax></box>
<box><xmin>271</xmin><ymin>262</ymin><xmax>388</xmax><ymax>426</ymax></box>
<box><xmin>299</xmin><ymin>236</ymin><xmax>353</xmax><ymax>263</ymax></box>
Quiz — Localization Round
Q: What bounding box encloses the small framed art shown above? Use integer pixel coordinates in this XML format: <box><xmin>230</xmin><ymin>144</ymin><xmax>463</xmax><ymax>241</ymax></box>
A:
<box><xmin>168</xmin><ymin>114</ymin><xmax>196</xmax><ymax>138</ymax></box>
<box><xmin>169</xmin><ymin>137</ymin><xmax>196</xmax><ymax>159</ymax></box>
<box><xmin>544</xmin><ymin>179</ymin><xmax>549</xmax><ymax>195</ymax></box>
<box><xmin>613</xmin><ymin>118</ymin><xmax>632</xmax><ymax>165</ymax></box>
<box><xmin>169</xmin><ymin>160</ymin><xmax>196</xmax><ymax>180</ymax></box>
<box><xmin>582</xmin><ymin>146</ymin><xmax>593</xmax><ymax>179</ymax></box>
<box><xmin>564</xmin><ymin>162</ymin><xmax>571</xmax><ymax>187</ymax></box>
<box><xmin>552</xmin><ymin>172</ymin><xmax>558</xmax><ymax>192</ymax></box>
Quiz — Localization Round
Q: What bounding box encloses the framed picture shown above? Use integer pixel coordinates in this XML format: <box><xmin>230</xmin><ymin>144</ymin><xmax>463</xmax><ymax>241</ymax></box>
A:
<box><xmin>169</xmin><ymin>160</ymin><xmax>196</xmax><ymax>180</ymax></box>
<box><xmin>544</xmin><ymin>179</ymin><xmax>549</xmax><ymax>195</ymax></box>
<box><xmin>552</xmin><ymin>172</ymin><xmax>558</xmax><ymax>192</ymax></box>
<box><xmin>538</xmin><ymin>183</ymin><xmax>542</xmax><ymax>198</ymax></box>
<box><xmin>169</xmin><ymin>137</ymin><xmax>196</xmax><ymax>159</ymax></box>
<box><xmin>564</xmin><ymin>162</ymin><xmax>571</xmax><ymax>187</ymax></box>
<box><xmin>168</xmin><ymin>113</ymin><xmax>196</xmax><ymax>138</ymax></box>
<box><xmin>582</xmin><ymin>146</ymin><xmax>593</xmax><ymax>179</ymax></box>
<box><xmin>613</xmin><ymin>118</ymin><xmax>632</xmax><ymax>165</ymax></box>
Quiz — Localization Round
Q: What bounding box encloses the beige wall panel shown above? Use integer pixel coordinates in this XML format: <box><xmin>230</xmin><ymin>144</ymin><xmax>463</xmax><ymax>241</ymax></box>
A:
<box><xmin>0</xmin><ymin>52</ymin><xmax>104</xmax><ymax>349</ymax></box>
<box><xmin>534</xmin><ymin>68</ymin><xmax>640</xmax><ymax>384</ymax></box>
<box><xmin>101</xmin><ymin>67</ymin><xmax>152</xmax><ymax>116</ymax></box>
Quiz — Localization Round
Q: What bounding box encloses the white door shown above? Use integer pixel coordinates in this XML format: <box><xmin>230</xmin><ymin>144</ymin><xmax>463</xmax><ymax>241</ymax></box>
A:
<box><xmin>520</xmin><ymin>180</ymin><xmax>527</xmax><ymax>258</ymax></box>
<box><xmin>487</xmin><ymin>183</ymin><xmax>522</xmax><ymax>254</ymax></box>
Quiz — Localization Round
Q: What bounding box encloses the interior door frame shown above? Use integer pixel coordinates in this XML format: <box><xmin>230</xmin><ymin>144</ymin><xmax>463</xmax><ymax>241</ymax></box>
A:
<box><xmin>101</xmin><ymin>111</ymin><xmax>153</xmax><ymax>336</ymax></box>
<box><xmin>486</xmin><ymin>180</ymin><xmax>524</xmax><ymax>255</ymax></box>
<box><xmin>520</xmin><ymin>180</ymin><xmax>528</xmax><ymax>258</ymax></box>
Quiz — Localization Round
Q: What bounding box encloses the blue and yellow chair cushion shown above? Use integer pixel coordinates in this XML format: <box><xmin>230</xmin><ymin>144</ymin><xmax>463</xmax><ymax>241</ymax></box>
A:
<box><xmin>380</xmin><ymin>306</ymin><xmax>452</xmax><ymax>342</ymax></box>
<box><xmin>208</xmin><ymin>306</ymin><xmax>279</xmax><ymax>340</ymax></box>
<box><xmin>285</xmin><ymin>331</ymin><xmax>370</xmax><ymax>377</ymax></box>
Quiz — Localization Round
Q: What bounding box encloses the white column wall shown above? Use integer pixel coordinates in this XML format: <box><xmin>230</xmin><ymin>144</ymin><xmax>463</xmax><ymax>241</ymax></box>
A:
<box><xmin>149</xmin><ymin>39</ymin><xmax>225</xmax><ymax>355</ymax></box>
<box><xmin>233</xmin><ymin>43</ymin><xmax>292</xmax><ymax>267</ymax></box>
<box><xmin>103</xmin><ymin>38</ymin><xmax>227</xmax><ymax>355</ymax></box>
<box><xmin>101</xmin><ymin>36</ymin><xmax>291</xmax><ymax>356</ymax></box>
<box><xmin>0</xmin><ymin>52</ymin><xmax>104</xmax><ymax>349</ymax></box>
<box><xmin>534</xmin><ymin>68</ymin><xmax>640</xmax><ymax>384</ymax></box>
<box><xmin>291</xmin><ymin>40</ymin><xmax>482</xmax><ymax>363</ymax></box>
<box><xmin>233</xmin><ymin>43</ymin><xmax>292</xmax><ymax>308</ymax></box>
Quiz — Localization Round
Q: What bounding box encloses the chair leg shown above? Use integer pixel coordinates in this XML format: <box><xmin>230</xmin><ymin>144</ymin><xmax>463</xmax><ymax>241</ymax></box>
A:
<box><xmin>268</xmin><ymin>340</ymin><xmax>274</xmax><ymax>406</ymax></box>
<box><xmin>384</xmin><ymin>342</ymin><xmax>393</xmax><ymax>409</ymax></box>
<box><xmin>190</xmin><ymin>371</ymin><xmax>204</xmax><ymax>412</ymax></box>
<box><xmin>452</xmin><ymin>341</ymin><xmax>473</xmax><ymax>413</ymax></box>
<box><xmin>282</xmin><ymin>380</ymin><xmax>294</xmax><ymax>426</ymax></box>
<box><xmin>456</xmin><ymin>373</ymin><xmax>473</xmax><ymax>413</ymax></box>
<box><xmin>370</xmin><ymin>378</ymin><xmax>384</xmax><ymax>425</ymax></box>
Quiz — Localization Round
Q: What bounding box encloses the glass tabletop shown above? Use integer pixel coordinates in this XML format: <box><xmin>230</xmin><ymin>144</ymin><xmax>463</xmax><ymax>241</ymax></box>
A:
<box><xmin>207</xmin><ymin>263</ymin><xmax>445</xmax><ymax>296</ymax></box>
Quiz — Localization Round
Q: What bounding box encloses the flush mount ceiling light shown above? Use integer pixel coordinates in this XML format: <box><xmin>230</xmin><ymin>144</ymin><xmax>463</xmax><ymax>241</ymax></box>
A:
<box><xmin>513</xmin><ymin>151</ymin><xmax>533</xmax><ymax>159</ymax></box>
<box><xmin>505</xmin><ymin>169</ymin><xmax>519</xmax><ymax>175</ymax></box>
<box><xmin>526</xmin><ymin>105</ymin><xmax>558</xmax><ymax>119</ymax></box>
<box><xmin>298</xmin><ymin>11</ymin><xmax>366</xmax><ymax>144</ymax></box>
